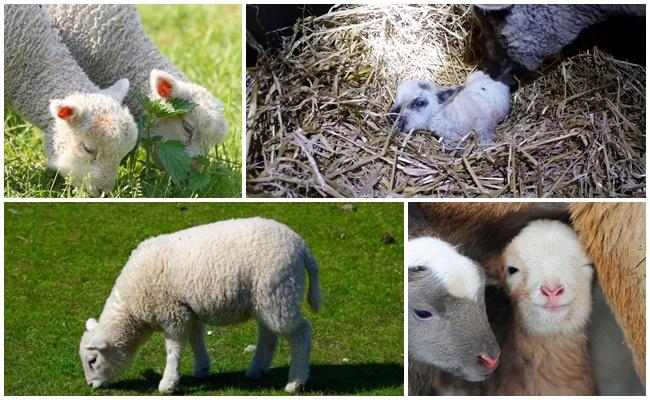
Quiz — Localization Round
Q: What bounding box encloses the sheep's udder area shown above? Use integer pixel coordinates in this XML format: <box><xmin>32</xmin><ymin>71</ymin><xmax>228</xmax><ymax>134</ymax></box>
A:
<box><xmin>246</xmin><ymin>4</ymin><xmax>645</xmax><ymax>198</ymax></box>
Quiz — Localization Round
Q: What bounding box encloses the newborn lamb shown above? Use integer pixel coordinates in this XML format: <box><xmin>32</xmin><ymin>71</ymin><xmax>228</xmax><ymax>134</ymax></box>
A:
<box><xmin>408</xmin><ymin>236</ymin><xmax>499</xmax><ymax>395</ymax></box>
<box><xmin>80</xmin><ymin>217</ymin><xmax>322</xmax><ymax>393</ymax></box>
<box><xmin>483</xmin><ymin>219</ymin><xmax>598</xmax><ymax>395</ymax></box>
<box><xmin>389</xmin><ymin>71</ymin><xmax>510</xmax><ymax>141</ymax></box>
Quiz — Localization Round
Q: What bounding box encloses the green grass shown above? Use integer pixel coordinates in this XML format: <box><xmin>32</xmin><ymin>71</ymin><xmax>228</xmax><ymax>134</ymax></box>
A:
<box><xmin>5</xmin><ymin>203</ymin><xmax>404</xmax><ymax>395</ymax></box>
<box><xmin>4</xmin><ymin>5</ymin><xmax>242</xmax><ymax>198</ymax></box>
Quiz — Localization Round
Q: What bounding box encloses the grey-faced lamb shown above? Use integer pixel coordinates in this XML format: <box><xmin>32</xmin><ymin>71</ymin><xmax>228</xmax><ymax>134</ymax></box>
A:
<box><xmin>4</xmin><ymin>4</ymin><xmax>138</xmax><ymax>196</ymax></box>
<box><xmin>472</xmin><ymin>4</ymin><xmax>646</xmax><ymax>85</ymax></box>
<box><xmin>80</xmin><ymin>217</ymin><xmax>322</xmax><ymax>393</ymax></box>
<box><xmin>47</xmin><ymin>5</ymin><xmax>228</xmax><ymax>164</ymax></box>
<box><xmin>390</xmin><ymin>71</ymin><xmax>510</xmax><ymax>142</ymax></box>
<box><xmin>482</xmin><ymin>219</ymin><xmax>598</xmax><ymax>395</ymax></box>
<box><xmin>408</xmin><ymin>236</ymin><xmax>499</xmax><ymax>395</ymax></box>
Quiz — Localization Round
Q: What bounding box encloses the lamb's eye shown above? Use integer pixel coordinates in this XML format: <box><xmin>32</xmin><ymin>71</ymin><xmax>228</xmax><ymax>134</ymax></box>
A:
<box><xmin>89</xmin><ymin>356</ymin><xmax>97</xmax><ymax>367</ymax></box>
<box><xmin>82</xmin><ymin>143</ymin><xmax>97</xmax><ymax>156</ymax></box>
<box><xmin>410</xmin><ymin>99</ymin><xmax>428</xmax><ymax>109</ymax></box>
<box><xmin>413</xmin><ymin>309</ymin><xmax>433</xmax><ymax>320</ymax></box>
<box><xmin>182</xmin><ymin>119</ymin><xmax>194</xmax><ymax>136</ymax></box>
<box><xmin>507</xmin><ymin>266</ymin><xmax>519</xmax><ymax>275</ymax></box>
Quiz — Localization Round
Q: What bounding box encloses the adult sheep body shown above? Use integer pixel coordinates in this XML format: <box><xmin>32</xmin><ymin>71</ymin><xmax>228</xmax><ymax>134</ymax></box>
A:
<box><xmin>47</xmin><ymin>4</ymin><xmax>228</xmax><ymax>162</ymax></box>
<box><xmin>80</xmin><ymin>217</ymin><xmax>322</xmax><ymax>393</ymax></box>
<box><xmin>4</xmin><ymin>4</ymin><xmax>138</xmax><ymax>196</ymax></box>
<box><xmin>473</xmin><ymin>4</ymin><xmax>646</xmax><ymax>85</ymax></box>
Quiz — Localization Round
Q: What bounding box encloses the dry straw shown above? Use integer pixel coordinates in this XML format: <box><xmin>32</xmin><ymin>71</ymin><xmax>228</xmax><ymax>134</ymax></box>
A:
<box><xmin>246</xmin><ymin>5</ymin><xmax>645</xmax><ymax>197</ymax></box>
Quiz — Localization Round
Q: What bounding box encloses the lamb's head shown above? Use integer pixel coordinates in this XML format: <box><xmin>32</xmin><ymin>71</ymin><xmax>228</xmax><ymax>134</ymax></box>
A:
<box><xmin>388</xmin><ymin>80</ymin><xmax>462</xmax><ymax>133</ymax></box>
<box><xmin>408</xmin><ymin>237</ymin><xmax>500</xmax><ymax>382</ymax></box>
<box><xmin>149</xmin><ymin>69</ymin><xmax>228</xmax><ymax>167</ymax></box>
<box><xmin>501</xmin><ymin>219</ymin><xmax>594</xmax><ymax>336</ymax></box>
<box><xmin>48</xmin><ymin>78</ymin><xmax>138</xmax><ymax>197</ymax></box>
<box><xmin>80</xmin><ymin>318</ymin><xmax>133</xmax><ymax>389</ymax></box>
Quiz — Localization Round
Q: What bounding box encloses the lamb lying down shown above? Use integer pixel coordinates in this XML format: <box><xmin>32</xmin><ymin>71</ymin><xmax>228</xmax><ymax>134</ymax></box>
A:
<box><xmin>389</xmin><ymin>71</ymin><xmax>510</xmax><ymax>141</ymax></box>
<box><xmin>80</xmin><ymin>217</ymin><xmax>322</xmax><ymax>393</ymax></box>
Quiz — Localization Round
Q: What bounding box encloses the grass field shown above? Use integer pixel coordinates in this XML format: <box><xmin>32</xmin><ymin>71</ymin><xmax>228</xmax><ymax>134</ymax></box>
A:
<box><xmin>4</xmin><ymin>5</ymin><xmax>242</xmax><ymax>198</ymax></box>
<box><xmin>4</xmin><ymin>203</ymin><xmax>404</xmax><ymax>395</ymax></box>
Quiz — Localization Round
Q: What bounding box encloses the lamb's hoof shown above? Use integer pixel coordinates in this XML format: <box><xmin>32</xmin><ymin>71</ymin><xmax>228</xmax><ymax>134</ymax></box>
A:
<box><xmin>193</xmin><ymin>367</ymin><xmax>210</xmax><ymax>379</ymax></box>
<box><xmin>158</xmin><ymin>378</ymin><xmax>179</xmax><ymax>393</ymax></box>
<box><xmin>245</xmin><ymin>368</ymin><xmax>266</xmax><ymax>380</ymax></box>
<box><xmin>285</xmin><ymin>381</ymin><xmax>304</xmax><ymax>393</ymax></box>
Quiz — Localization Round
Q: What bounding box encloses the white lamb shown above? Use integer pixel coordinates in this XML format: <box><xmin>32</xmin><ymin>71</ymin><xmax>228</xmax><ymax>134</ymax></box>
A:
<box><xmin>47</xmin><ymin>5</ymin><xmax>228</xmax><ymax>165</ymax></box>
<box><xmin>80</xmin><ymin>217</ymin><xmax>322</xmax><ymax>393</ymax></box>
<box><xmin>483</xmin><ymin>219</ymin><xmax>597</xmax><ymax>395</ymax></box>
<box><xmin>4</xmin><ymin>4</ymin><xmax>138</xmax><ymax>196</ymax></box>
<box><xmin>389</xmin><ymin>71</ymin><xmax>510</xmax><ymax>141</ymax></box>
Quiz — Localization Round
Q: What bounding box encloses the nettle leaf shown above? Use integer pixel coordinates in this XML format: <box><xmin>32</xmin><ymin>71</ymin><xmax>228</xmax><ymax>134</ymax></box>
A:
<box><xmin>133</xmin><ymin>90</ymin><xmax>198</xmax><ymax>118</ymax></box>
<box><xmin>188</xmin><ymin>169</ymin><xmax>211</xmax><ymax>192</ymax></box>
<box><xmin>154</xmin><ymin>140</ymin><xmax>192</xmax><ymax>185</ymax></box>
<box><xmin>133</xmin><ymin>90</ymin><xmax>157</xmax><ymax>114</ymax></box>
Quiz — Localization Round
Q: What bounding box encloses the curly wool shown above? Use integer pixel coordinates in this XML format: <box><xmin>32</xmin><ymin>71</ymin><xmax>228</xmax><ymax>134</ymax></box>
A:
<box><xmin>4</xmin><ymin>5</ymin><xmax>97</xmax><ymax>130</ymax></box>
<box><xmin>46</xmin><ymin>5</ymin><xmax>181</xmax><ymax>114</ymax></box>
<box><xmin>484</xmin><ymin>4</ymin><xmax>645</xmax><ymax>71</ymax></box>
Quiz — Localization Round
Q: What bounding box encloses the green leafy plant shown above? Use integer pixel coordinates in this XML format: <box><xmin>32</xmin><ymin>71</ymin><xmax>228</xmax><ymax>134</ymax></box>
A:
<box><xmin>134</xmin><ymin>91</ymin><xmax>213</xmax><ymax>191</ymax></box>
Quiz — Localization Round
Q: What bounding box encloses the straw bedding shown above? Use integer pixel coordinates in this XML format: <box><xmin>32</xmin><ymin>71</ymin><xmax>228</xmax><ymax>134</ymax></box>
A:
<box><xmin>246</xmin><ymin>5</ymin><xmax>645</xmax><ymax>197</ymax></box>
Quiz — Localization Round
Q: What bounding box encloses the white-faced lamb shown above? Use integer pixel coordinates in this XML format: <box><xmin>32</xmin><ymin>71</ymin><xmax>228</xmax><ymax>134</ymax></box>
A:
<box><xmin>472</xmin><ymin>4</ymin><xmax>646</xmax><ymax>85</ymax></box>
<box><xmin>47</xmin><ymin>5</ymin><xmax>228</xmax><ymax>165</ymax></box>
<box><xmin>4</xmin><ymin>4</ymin><xmax>138</xmax><ymax>196</ymax></box>
<box><xmin>80</xmin><ymin>217</ymin><xmax>322</xmax><ymax>393</ymax></box>
<box><xmin>482</xmin><ymin>219</ymin><xmax>598</xmax><ymax>395</ymax></box>
<box><xmin>408</xmin><ymin>236</ymin><xmax>500</xmax><ymax>395</ymax></box>
<box><xmin>389</xmin><ymin>71</ymin><xmax>510</xmax><ymax>142</ymax></box>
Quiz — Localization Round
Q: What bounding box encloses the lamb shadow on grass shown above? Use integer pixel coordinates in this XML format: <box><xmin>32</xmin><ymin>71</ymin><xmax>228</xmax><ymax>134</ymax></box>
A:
<box><xmin>111</xmin><ymin>362</ymin><xmax>404</xmax><ymax>395</ymax></box>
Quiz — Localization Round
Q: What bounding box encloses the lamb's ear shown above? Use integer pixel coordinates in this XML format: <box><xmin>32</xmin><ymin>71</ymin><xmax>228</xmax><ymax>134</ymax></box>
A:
<box><xmin>436</xmin><ymin>86</ymin><xmax>463</xmax><ymax>105</ymax></box>
<box><xmin>150</xmin><ymin>69</ymin><xmax>179</xmax><ymax>100</ymax></box>
<box><xmin>101</xmin><ymin>78</ymin><xmax>130</xmax><ymax>103</ymax></box>
<box><xmin>86</xmin><ymin>335</ymin><xmax>108</xmax><ymax>351</ymax></box>
<box><xmin>86</xmin><ymin>318</ymin><xmax>99</xmax><ymax>331</ymax></box>
<box><xmin>50</xmin><ymin>99</ymin><xmax>84</xmax><ymax>123</ymax></box>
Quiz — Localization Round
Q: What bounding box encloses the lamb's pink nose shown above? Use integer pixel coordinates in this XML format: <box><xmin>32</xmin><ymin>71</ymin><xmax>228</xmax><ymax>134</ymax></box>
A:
<box><xmin>479</xmin><ymin>353</ymin><xmax>499</xmax><ymax>370</ymax></box>
<box><xmin>541</xmin><ymin>285</ymin><xmax>564</xmax><ymax>298</ymax></box>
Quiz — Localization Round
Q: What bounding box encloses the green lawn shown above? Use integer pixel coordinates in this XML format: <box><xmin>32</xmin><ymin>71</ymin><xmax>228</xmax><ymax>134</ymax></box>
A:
<box><xmin>5</xmin><ymin>203</ymin><xmax>404</xmax><ymax>395</ymax></box>
<box><xmin>4</xmin><ymin>5</ymin><xmax>242</xmax><ymax>198</ymax></box>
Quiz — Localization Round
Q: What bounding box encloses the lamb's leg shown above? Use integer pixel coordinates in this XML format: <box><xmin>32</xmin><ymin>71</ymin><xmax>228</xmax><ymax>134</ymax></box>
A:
<box><xmin>159</xmin><ymin>333</ymin><xmax>186</xmax><ymax>393</ymax></box>
<box><xmin>246</xmin><ymin>321</ymin><xmax>279</xmax><ymax>379</ymax></box>
<box><xmin>189</xmin><ymin>319</ymin><xmax>211</xmax><ymax>379</ymax></box>
<box><xmin>285</xmin><ymin>317</ymin><xmax>312</xmax><ymax>393</ymax></box>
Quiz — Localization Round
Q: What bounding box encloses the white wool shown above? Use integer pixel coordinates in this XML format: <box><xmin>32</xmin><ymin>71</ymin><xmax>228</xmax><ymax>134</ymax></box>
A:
<box><xmin>503</xmin><ymin>219</ymin><xmax>594</xmax><ymax>336</ymax></box>
<box><xmin>408</xmin><ymin>236</ymin><xmax>481</xmax><ymax>301</ymax></box>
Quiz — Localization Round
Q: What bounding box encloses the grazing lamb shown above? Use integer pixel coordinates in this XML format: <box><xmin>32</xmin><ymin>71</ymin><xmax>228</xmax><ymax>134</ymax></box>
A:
<box><xmin>472</xmin><ymin>4</ymin><xmax>646</xmax><ymax>85</ymax></box>
<box><xmin>80</xmin><ymin>217</ymin><xmax>322</xmax><ymax>393</ymax></box>
<box><xmin>482</xmin><ymin>219</ymin><xmax>598</xmax><ymax>395</ymax></box>
<box><xmin>47</xmin><ymin>5</ymin><xmax>228</xmax><ymax>164</ymax></box>
<box><xmin>408</xmin><ymin>236</ymin><xmax>499</xmax><ymax>395</ymax></box>
<box><xmin>389</xmin><ymin>71</ymin><xmax>510</xmax><ymax>142</ymax></box>
<box><xmin>4</xmin><ymin>4</ymin><xmax>138</xmax><ymax>197</ymax></box>
<box><xmin>570</xmin><ymin>203</ymin><xmax>646</xmax><ymax>384</ymax></box>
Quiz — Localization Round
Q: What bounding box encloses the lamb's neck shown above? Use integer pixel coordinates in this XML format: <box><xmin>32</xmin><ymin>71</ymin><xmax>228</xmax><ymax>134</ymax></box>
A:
<box><xmin>507</xmin><ymin>313</ymin><xmax>595</xmax><ymax>394</ymax></box>
<box><xmin>99</xmin><ymin>289</ymin><xmax>152</xmax><ymax>351</ymax></box>
<box><xmin>428</xmin><ymin>107</ymin><xmax>461</xmax><ymax>139</ymax></box>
